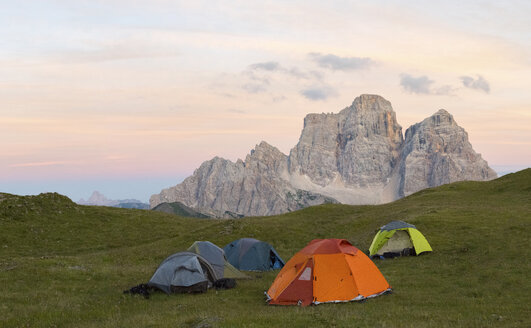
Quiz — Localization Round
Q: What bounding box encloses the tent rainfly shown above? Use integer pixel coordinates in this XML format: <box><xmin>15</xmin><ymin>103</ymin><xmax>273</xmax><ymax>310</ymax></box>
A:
<box><xmin>223</xmin><ymin>238</ymin><xmax>284</xmax><ymax>271</ymax></box>
<box><xmin>266</xmin><ymin>239</ymin><xmax>392</xmax><ymax>306</ymax></box>
<box><xmin>187</xmin><ymin>241</ymin><xmax>248</xmax><ymax>279</ymax></box>
<box><xmin>148</xmin><ymin>252</ymin><xmax>217</xmax><ymax>294</ymax></box>
<box><xmin>369</xmin><ymin>220</ymin><xmax>432</xmax><ymax>258</ymax></box>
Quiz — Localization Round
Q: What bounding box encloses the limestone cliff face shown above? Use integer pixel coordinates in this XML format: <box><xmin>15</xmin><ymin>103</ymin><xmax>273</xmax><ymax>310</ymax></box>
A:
<box><xmin>288</xmin><ymin>94</ymin><xmax>403</xmax><ymax>203</ymax></box>
<box><xmin>290</xmin><ymin>95</ymin><xmax>403</xmax><ymax>187</ymax></box>
<box><xmin>150</xmin><ymin>94</ymin><xmax>496</xmax><ymax>217</ymax></box>
<box><xmin>399</xmin><ymin>109</ymin><xmax>497</xmax><ymax>196</ymax></box>
<box><xmin>150</xmin><ymin>141</ymin><xmax>336</xmax><ymax>217</ymax></box>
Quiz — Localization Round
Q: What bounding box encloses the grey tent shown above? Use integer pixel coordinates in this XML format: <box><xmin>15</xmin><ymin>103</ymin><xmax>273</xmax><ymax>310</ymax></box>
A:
<box><xmin>148</xmin><ymin>252</ymin><xmax>217</xmax><ymax>294</ymax></box>
<box><xmin>223</xmin><ymin>238</ymin><xmax>285</xmax><ymax>271</ymax></box>
<box><xmin>187</xmin><ymin>241</ymin><xmax>248</xmax><ymax>279</ymax></box>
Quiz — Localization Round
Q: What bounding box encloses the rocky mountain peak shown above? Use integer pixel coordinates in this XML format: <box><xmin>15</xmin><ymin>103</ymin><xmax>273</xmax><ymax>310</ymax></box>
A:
<box><xmin>346</xmin><ymin>94</ymin><xmax>394</xmax><ymax>114</ymax></box>
<box><xmin>400</xmin><ymin>109</ymin><xmax>496</xmax><ymax>196</ymax></box>
<box><xmin>151</xmin><ymin>95</ymin><xmax>496</xmax><ymax>217</ymax></box>
<box><xmin>78</xmin><ymin>191</ymin><xmax>112</xmax><ymax>206</ymax></box>
<box><xmin>290</xmin><ymin>94</ymin><xmax>403</xmax><ymax>189</ymax></box>
<box><xmin>426</xmin><ymin>109</ymin><xmax>456</xmax><ymax>127</ymax></box>
<box><xmin>245</xmin><ymin>141</ymin><xmax>288</xmax><ymax>176</ymax></box>
<box><xmin>78</xmin><ymin>191</ymin><xmax>148</xmax><ymax>208</ymax></box>
<box><xmin>248</xmin><ymin>141</ymin><xmax>284</xmax><ymax>159</ymax></box>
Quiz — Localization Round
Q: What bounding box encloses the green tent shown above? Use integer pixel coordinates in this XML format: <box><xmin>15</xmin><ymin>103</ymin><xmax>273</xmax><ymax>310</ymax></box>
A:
<box><xmin>187</xmin><ymin>241</ymin><xmax>248</xmax><ymax>279</ymax></box>
<box><xmin>369</xmin><ymin>221</ymin><xmax>432</xmax><ymax>258</ymax></box>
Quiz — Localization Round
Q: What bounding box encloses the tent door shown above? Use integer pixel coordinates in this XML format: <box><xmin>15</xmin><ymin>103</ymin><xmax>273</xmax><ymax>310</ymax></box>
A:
<box><xmin>270</xmin><ymin>251</ymin><xmax>282</xmax><ymax>269</ymax></box>
<box><xmin>277</xmin><ymin>259</ymin><xmax>314</xmax><ymax>306</ymax></box>
<box><xmin>376</xmin><ymin>230</ymin><xmax>413</xmax><ymax>255</ymax></box>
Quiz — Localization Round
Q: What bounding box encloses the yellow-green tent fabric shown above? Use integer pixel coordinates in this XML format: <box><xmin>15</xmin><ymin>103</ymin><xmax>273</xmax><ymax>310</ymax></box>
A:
<box><xmin>369</xmin><ymin>221</ymin><xmax>432</xmax><ymax>257</ymax></box>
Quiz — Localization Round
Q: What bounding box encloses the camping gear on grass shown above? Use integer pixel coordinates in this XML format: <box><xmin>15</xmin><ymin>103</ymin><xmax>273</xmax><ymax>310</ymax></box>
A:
<box><xmin>213</xmin><ymin>278</ymin><xmax>237</xmax><ymax>290</ymax></box>
<box><xmin>148</xmin><ymin>252</ymin><xmax>217</xmax><ymax>294</ymax></box>
<box><xmin>187</xmin><ymin>241</ymin><xmax>248</xmax><ymax>279</ymax></box>
<box><xmin>369</xmin><ymin>220</ymin><xmax>432</xmax><ymax>258</ymax></box>
<box><xmin>123</xmin><ymin>283</ymin><xmax>152</xmax><ymax>299</ymax></box>
<box><xmin>223</xmin><ymin>238</ymin><xmax>285</xmax><ymax>271</ymax></box>
<box><xmin>266</xmin><ymin>239</ymin><xmax>392</xmax><ymax>306</ymax></box>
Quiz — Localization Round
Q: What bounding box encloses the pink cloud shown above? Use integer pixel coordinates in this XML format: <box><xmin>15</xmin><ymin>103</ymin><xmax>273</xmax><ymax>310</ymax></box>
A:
<box><xmin>10</xmin><ymin>161</ymin><xmax>72</xmax><ymax>168</ymax></box>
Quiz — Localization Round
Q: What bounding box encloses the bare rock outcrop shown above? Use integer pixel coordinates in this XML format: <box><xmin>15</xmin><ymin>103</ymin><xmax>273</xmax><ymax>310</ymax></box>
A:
<box><xmin>398</xmin><ymin>109</ymin><xmax>497</xmax><ymax>196</ymax></box>
<box><xmin>150</xmin><ymin>141</ymin><xmax>337</xmax><ymax>217</ymax></box>
<box><xmin>288</xmin><ymin>94</ymin><xmax>403</xmax><ymax>204</ymax></box>
<box><xmin>150</xmin><ymin>94</ymin><xmax>496</xmax><ymax>217</ymax></box>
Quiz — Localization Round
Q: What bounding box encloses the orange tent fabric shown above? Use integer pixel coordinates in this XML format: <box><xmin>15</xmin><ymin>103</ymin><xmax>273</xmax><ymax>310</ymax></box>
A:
<box><xmin>266</xmin><ymin>239</ymin><xmax>391</xmax><ymax>306</ymax></box>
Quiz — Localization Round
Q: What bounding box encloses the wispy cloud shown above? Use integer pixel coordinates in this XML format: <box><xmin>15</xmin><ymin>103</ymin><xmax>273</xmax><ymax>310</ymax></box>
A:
<box><xmin>399</xmin><ymin>73</ymin><xmax>455</xmax><ymax>95</ymax></box>
<box><xmin>226</xmin><ymin>108</ymin><xmax>246</xmax><ymax>114</ymax></box>
<box><xmin>308</xmin><ymin>53</ymin><xmax>373</xmax><ymax>71</ymax></box>
<box><xmin>242</xmin><ymin>83</ymin><xmax>267</xmax><ymax>93</ymax></box>
<box><xmin>10</xmin><ymin>161</ymin><xmax>71</xmax><ymax>168</ymax></box>
<box><xmin>300</xmin><ymin>86</ymin><xmax>337</xmax><ymax>101</ymax></box>
<box><xmin>400</xmin><ymin>74</ymin><xmax>434</xmax><ymax>94</ymax></box>
<box><xmin>246</xmin><ymin>60</ymin><xmax>325</xmax><ymax>80</ymax></box>
<box><xmin>460</xmin><ymin>75</ymin><xmax>490</xmax><ymax>93</ymax></box>
<box><xmin>433</xmin><ymin>85</ymin><xmax>456</xmax><ymax>96</ymax></box>
<box><xmin>105</xmin><ymin>155</ymin><xmax>129</xmax><ymax>161</ymax></box>
<box><xmin>248</xmin><ymin>61</ymin><xmax>281</xmax><ymax>71</ymax></box>
<box><xmin>242</xmin><ymin>60</ymin><xmax>322</xmax><ymax>94</ymax></box>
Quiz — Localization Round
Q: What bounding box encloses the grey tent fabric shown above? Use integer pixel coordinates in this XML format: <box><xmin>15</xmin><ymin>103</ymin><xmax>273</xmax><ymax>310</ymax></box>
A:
<box><xmin>380</xmin><ymin>220</ymin><xmax>416</xmax><ymax>231</ymax></box>
<box><xmin>187</xmin><ymin>241</ymin><xmax>248</xmax><ymax>279</ymax></box>
<box><xmin>223</xmin><ymin>238</ymin><xmax>285</xmax><ymax>271</ymax></box>
<box><xmin>148</xmin><ymin>252</ymin><xmax>217</xmax><ymax>294</ymax></box>
<box><xmin>188</xmin><ymin>241</ymin><xmax>225</xmax><ymax>278</ymax></box>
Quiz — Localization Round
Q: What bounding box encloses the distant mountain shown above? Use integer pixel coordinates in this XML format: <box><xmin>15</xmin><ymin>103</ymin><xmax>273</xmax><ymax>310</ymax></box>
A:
<box><xmin>151</xmin><ymin>94</ymin><xmax>496</xmax><ymax>217</ymax></box>
<box><xmin>116</xmin><ymin>202</ymin><xmax>150</xmax><ymax>210</ymax></box>
<box><xmin>78</xmin><ymin>191</ymin><xmax>149</xmax><ymax>209</ymax></box>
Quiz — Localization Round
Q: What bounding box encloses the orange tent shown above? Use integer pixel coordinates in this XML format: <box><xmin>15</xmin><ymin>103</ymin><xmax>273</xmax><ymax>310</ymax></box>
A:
<box><xmin>266</xmin><ymin>239</ymin><xmax>391</xmax><ymax>306</ymax></box>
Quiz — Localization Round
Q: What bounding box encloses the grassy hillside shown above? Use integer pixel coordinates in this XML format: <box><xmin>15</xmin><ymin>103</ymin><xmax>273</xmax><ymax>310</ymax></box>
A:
<box><xmin>152</xmin><ymin>201</ymin><xmax>211</xmax><ymax>218</ymax></box>
<box><xmin>1</xmin><ymin>169</ymin><xmax>530</xmax><ymax>327</ymax></box>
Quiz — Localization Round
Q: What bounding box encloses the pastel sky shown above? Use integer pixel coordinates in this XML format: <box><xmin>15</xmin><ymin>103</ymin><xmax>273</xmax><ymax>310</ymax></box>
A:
<box><xmin>2</xmin><ymin>1</ymin><xmax>530</xmax><ymax>202</ymax></box>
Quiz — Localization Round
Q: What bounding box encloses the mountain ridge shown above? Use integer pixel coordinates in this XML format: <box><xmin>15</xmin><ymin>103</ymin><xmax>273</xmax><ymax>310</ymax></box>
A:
<box><xmin>151</xmin><ymin>94</ymin><xmax>497</xmax><ymax>217</ymax></box>
<box><xmin>78</xmin><ymin>191</ymin><xmax>149</xmax><ymax>209</ymax></box>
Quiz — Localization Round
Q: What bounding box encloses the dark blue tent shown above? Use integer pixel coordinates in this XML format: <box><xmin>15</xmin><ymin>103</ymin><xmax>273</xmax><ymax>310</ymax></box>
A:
<box><xmin>223</xmin><ymin>238</ymin><xmax>284</xmax><ymax>271</ymax></box>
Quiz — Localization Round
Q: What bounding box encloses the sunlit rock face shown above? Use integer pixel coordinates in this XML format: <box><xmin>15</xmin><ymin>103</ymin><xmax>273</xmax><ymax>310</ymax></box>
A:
<box><xmin>288</xmin><ymin>94</ymin><xmax>404</xmax><ymax>204</ymax></box>
<box><xmin>399</xmin><ymin>109</ymin><xmax>497</xmax><ymax>197</ymax></box>
<box><xmin>151</xmin><ymin>95</ymin><xmax>496</xmax><ymax>217</ymax></box>
<box><xmin>149</xmin><ymin>141</ymin><xmax>337</xmax><ymax>218</ymax></box>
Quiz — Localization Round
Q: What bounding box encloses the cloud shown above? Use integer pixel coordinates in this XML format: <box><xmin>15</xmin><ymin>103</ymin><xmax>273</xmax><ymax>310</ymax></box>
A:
<box><xmin>400</xmin><ymin>73</ymin><xmax>470</xmax><ymax>96</ymax></box>
<box><xmin>433</xmin><ymin>85</ymin><xmax>457</xmax><ymax>96</ymax></box>
<box><xmin>247</xmin><ymin>61</ymin><xmax>314</xmax><ymax>79</ymax></box>
<box><xmin>460</xmin><ymin>75</ymin><xmax>490</xmax><ymax>93</ymax></box>
<box><xmin>242</xmin><ymin>60</ymin><xmax>323</xmax><ymax>94</ymax></box>
<box><xmin>242</xmin><ymin>83</ymin><xmax>267</xmax><ymax>93</ymax></box>
<box><xmin>286</xmin><ymin>67</ymin><xmax>308</xmax><ymax>79</ymax></box>
<box><xmin>10</xmin><ymin>161</ymin><xmax>71</xmax><ymax>168</ymax></box>
<box><xmin>248</xmin><ymin>61</ymin><xmax>281</xmax><ymax>71</ymax></box>
<box><xmin>227</xmin><ymin>108</ymin><xmax>246</xmax><ymax>114</ymax></box>
<box><xmin>300</xmin><ymin>86</ymin><xmax>337</xmax><ymax>101</ymax></box>
<box><xmin>400</xmin><ymin>74</ymin><xmax>434</xmax><ymax>94</ymax></box>
<box><xmin>243</xmin><ymin>69</ymin><xmax>270</xmax><ymax>84</ymax></box>
<box><xmin>309</xmin><ymin>53</ymin><xmax>373</xmax><ymax>71</ymax></box>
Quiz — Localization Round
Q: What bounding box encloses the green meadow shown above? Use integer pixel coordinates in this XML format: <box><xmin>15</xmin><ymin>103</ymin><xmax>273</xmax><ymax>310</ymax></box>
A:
<box><xmin>1</xmin><ymin>169</ymin><xmax>530</xmax><ymax>327</ymax></box>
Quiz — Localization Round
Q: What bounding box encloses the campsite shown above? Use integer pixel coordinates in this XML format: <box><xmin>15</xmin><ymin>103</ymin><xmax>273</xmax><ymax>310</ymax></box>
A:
<box><xmin>0</xmin><ymin>169</ymin><xmax>530</xmax><ymax>327</ymax></box>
